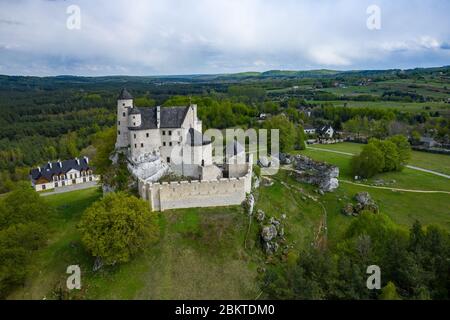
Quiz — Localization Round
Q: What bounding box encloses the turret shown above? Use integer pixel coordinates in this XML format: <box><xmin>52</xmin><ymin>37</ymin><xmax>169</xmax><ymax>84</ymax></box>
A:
<box><xmin>116</xmin><ymin>88</ymin><xmax>133</xmax><ymax>149</ymax></box>
<box><xmin>128</xmin><ymin>107</ymin><xmax>142</xmax><ymax>128</ymax></box>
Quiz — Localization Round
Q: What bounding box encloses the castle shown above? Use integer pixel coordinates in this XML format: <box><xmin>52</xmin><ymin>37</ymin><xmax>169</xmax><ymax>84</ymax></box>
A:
<box><xmin>115</xmin><ymin>89</ymin><xmax>252</xmax><ymax>211</ymax></box>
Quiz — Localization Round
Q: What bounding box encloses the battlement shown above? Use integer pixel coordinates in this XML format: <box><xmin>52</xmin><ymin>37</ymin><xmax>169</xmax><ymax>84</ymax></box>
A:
<box><xmin>138</xmin><ymin>156</ymin><xmax>253</xmax><ymax>211</ymax></box>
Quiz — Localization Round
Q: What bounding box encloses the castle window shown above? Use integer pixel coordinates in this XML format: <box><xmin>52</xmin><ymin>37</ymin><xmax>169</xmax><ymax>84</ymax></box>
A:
<box><xmin>134</xmin><ymin>144</ymin><xmax>137</xmax><ymax>148</ymax></box>
<box><xmin>134</xmin><ymin>134</ymin><xmax>136</xmax><ymax>139</ymax></box>
<box><xmin>141</xmin><ymin>143</ymin><xmax>144</xmax><ymax>148</ymax></box>
<box><xmin>123</xmin><ymin>103</ymin><xmax>125</xmax><ymax>106</ymax></box>
<box><xmin>123</xmin><ymin>112</ymin><xmax>126</xmax><ymax>117</ymax></box>
<box><xmin>162</xmin><ymin>130</ymin><xmax>166</xmax><ymax>135</ymax></box>
<box><xmin>118</xmin><ymin>121</ymin><xmax>120</xmax><ymax>125</ymax></box>
<box><xmin>163</xmin><ymin>142</ymin><xmax>166</xmax><ymax>146</ymax></box>
<box><xmin>169</xmin><ymin>130</ymin><xmax>172</xmax><ymax>136</ymax></box>
<box><xmin>166</xmin><ymin>157</ymin><xmax>170</xmax><ymax>163</ymax></box>
<box><xmin>146</xmin><ymin>133</ymin><xmax>149</xmax><ymax>138</ymax></box>
<box><xmin>118</xmin><ymin>130</ymin><xmax>121</xmax><ymax>135</ymax></box>
<box><xmin>132</xmin><ymin>116</ymin><xmax>135</xmax><ymax>119</ymax></box>
<box><xmin>169</xmin><ymin>142</ymin><xmax>172</xmax><ymax>146</ymax></box>
<box><xmin>133</xmin><ymin>122</ymin><xmax>136</xmax><ymax>126</ymax></box>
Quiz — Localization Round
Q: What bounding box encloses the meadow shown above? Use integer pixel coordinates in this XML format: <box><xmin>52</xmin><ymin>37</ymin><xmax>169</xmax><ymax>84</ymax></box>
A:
<box><xmin>308</xmin><ymin>142</ymin><xmax>450</xmax><ymax>176</ymax></box>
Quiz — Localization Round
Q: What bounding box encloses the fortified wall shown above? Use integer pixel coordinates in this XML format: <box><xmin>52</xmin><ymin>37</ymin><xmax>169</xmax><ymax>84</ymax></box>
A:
<box><xmin>138</xmin><ymin>156</ymin><xmax>253</xmax><ymax>211</ymax></box>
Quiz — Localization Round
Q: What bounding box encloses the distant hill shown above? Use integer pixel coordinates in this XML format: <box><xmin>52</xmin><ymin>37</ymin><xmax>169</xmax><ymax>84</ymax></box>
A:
<box><xmin>0</xmin><ymin>65</ymin><xmax>448</xmax><ymax>84</ymax></box>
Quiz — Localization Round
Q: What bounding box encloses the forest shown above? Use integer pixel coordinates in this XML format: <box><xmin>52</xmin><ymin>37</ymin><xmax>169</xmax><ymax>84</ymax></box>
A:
<box><xmin>0</xmin><ymin>66</ymin><xmax>448</xmax><ymax>194</ymax></box>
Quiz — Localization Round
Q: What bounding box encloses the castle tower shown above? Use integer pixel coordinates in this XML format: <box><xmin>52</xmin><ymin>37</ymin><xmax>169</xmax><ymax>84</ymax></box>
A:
<box><xmin>116</xmin><ymin>88</ymin><xmax>134</xmax><ymax>149</ymax></box>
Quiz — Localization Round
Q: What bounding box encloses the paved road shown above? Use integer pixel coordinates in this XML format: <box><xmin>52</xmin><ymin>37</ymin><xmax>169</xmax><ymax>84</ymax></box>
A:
<box><xmin>39</xmin><ymin>181</ymin><xmax>99</xmax><ymax>197</ymax></box>
<box><xmin>307</xmin><ymin>146</ymin><xmax>450</xmax><ymax>179</ymax></box>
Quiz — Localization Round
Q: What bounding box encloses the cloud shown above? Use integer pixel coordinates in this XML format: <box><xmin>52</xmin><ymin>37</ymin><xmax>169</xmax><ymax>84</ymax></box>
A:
<box><xmin>0</xmin><ymin>0</ymin><xmax>449</xmax><ymax>75</ymax></box>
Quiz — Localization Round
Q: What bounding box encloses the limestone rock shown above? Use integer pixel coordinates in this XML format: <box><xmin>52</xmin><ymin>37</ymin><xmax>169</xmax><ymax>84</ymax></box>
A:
<box><xmin>261</xmin><ymin>225</ymin><xmax>278</xmax><ymax>242</ymax></box>
<box><xmin>292</xmin><ymin>155</ymin><xmax>339</xmax><ymax>192</ymax></box>
<box><xmin>342</xmin><ymin>203</ymin><xmax>354</xmax><ymax>216</ymax></box>
<box><xmin>256</xmin><ymin>209</ymin><xmax>265</xmax><ymax>222</ymax></box>
<box><xmin>128</xmin><ymin>153</ymin><xmax>170</xmax><ymax>183</ymax></box>
<box><xmin>258</xmin><ymin>156</ymin><xmax>270</xmax><ymax>168</ymax></box>
<box><xmin>355</xmin><ymin>192</ymin><xmax>372</xmax><ymax>206</ymax></box>
<box><xmin>243</xmin><ymin>194</ymin><xmax>255</xmax><ymax>216</ymax></box>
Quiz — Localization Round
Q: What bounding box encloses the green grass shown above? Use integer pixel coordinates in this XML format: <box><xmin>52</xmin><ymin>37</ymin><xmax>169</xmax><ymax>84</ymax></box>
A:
<box><xmin>309</xmin><ymin>142</ymin><xmax>450</xmax><ymax>176</ymax></box>
<box><xmin>295</xmin><ymin>148</ymin><xmax>450</xmax><ymax>241</ymax></box>
<box><xmin>313</xmin><ymin>100</ymin><xmax>450</xmax><ymax>114</ymax></box>
<box><xmin>7</xmin><ymin>147</ymin><xmax>450</xmax><ymax>299</ymax></box>
<box><xmin>8</xmin><ymin>188</ymin><xmax>263</xmax><ymax>300</ymax></box>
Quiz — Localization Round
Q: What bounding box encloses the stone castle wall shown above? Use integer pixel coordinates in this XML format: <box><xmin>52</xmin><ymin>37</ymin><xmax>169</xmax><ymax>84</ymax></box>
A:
<box><xmin>138</xmin><ymin>156</ymin><xmax>252</xmax><ymax>211</ymax></box>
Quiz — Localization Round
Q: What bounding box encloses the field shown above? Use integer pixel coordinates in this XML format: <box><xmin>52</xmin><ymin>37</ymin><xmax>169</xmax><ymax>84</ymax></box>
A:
<box><xmin>308</xmin><ymin>142</ymin><xmax>450</xmax><ymax>176</ymax></box>
<box><xmin>7</xmin><ymin>144</ymin><xmax>450</xmax><ymax>299</ymax></box>
<box><xmin>297</xmin><ymin>145</ymin><xmax>450</xmax><ymax>242</ymax></box>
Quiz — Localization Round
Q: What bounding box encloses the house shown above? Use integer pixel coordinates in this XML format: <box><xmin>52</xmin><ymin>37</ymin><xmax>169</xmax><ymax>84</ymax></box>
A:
<box><xmin>317</xmin><ymin>125</ymin><xmax>334</xmax><ymax>138</ymax></box>
<box><xmin>259</xmin><ymin>113</ymin><xmax>267</xmax><ymax>120</ymax></box>
<box><xmin>29</xmin><ymin>157</ymin><xmax>99</xmax><ymax>192</ymax></box>
<box><xmin>304</xmin><ymin>124</ymin><xmax>316</xmax><ymax>135</ymax></box>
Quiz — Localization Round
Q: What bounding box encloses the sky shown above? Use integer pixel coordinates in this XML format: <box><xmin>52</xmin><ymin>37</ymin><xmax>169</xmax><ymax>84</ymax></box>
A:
<box><xmin>0</xmin><ymin>0</ymin><xmax>449</xmax><ymax>76</ymax></box>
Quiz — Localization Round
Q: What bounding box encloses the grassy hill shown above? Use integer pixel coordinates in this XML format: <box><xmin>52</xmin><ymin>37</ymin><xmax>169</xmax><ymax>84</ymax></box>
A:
<box><xmin>7</xmin><ymin>144</ymin><xmax>450</xmax><ymax>300</ymax></box>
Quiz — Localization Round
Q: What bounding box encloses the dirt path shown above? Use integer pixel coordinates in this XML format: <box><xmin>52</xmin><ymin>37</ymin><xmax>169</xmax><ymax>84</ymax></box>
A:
<box><xmin>306</xmin><ymin>146</ymin><xmax>450</xmax><ymax>179</ymax></box>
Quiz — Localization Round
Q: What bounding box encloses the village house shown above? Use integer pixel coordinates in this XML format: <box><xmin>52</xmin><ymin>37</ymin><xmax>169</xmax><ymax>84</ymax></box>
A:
<box><xmin>317</xmin><ymin>125</ymin><xmax>335</xmax><ymax>138</ymax></box>
<box><xmin>303</xmin><ymin>124</ymin><xmax>316</xmax><ymax>135</ymax></box>
<box><xmin>30</xmin><ymin>157</ymin><xmax>99</xmax><ymax>192</ymax></box>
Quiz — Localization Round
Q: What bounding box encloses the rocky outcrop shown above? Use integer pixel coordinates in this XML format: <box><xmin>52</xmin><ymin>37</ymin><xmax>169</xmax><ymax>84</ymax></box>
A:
<box><xmin>292</xmin><ymin>155</ymin><xmax>339</xmax><ymax>192</ymax></box>
<box><xmin>257</xmin><ymin>209</ymin><xmax>286</xmax><ymax>255</ymax></box>
<box><xmin>243</xmin><ymin>194</ymin><xmax>255</xmax><ymax>216</ymax></box>
<box><xmin>342</xmin><ymin>192</ymin><xmax>379</xmax><ymax>216</ymax></box>
<box><xmin>128</xmin><ymin>153</ymin><xmax>170</xmax><ymax>183</ymax></box>
<box><xmin>279</xmin><ymin>153</ymin><xmax>292</xmax><ymax>165</ymax></box>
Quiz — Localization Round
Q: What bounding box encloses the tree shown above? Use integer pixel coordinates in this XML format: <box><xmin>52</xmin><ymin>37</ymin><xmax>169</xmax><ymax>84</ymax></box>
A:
<box><xmin>295</xmin><ymin>125</ymin><xmax>306</xmax><ymax>150</ymax></box>
<box><xmin>91</xmin><ymin>127</ymin><xmax>116</xmax><ymax>175</ymax></box>
<box><xmin>388</xmin><ymin>135</ymin><xmax>411</xmax><ymax>168</ymax></box>
<box><xmin>263</xmin><ymin>115</ymin><xmax>296</xmax><ymax>153</ymax></box>
<box><xmin>379</xmin><ymin>282</ymin><xmax>401</xmax><ymax>300</ymax></box>
<box><xmin>0</xmin><ymin>182</ymin><xmax>51</xmax><ymax>297</ymax></box>
<box><xmin>351</xmin><ymin>143</ymin><xmax>385</xmax><ymax>178</ymax></box>
<box><xmin>378</xmin><ymin>140</ymin><xmax>400</xmax><ymax>172</ymax></box>
<box><xmin>411</xmin><ymin>130</ymin><xmax>422</xmax><ymax>145</ymax></box>
<box><xmin>79</xmin><ymin>192</ymin><xmax>160</xmax><ymax>265</ymax></box>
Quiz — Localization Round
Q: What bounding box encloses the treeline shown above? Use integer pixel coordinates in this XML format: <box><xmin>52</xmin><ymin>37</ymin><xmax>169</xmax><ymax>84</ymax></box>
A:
<box><xmin>0</xmin><ymin>183</ymin><xmax>53</xmax><ymax>297</ymax></box>
<box><xmin>264</xmin><ymin>213</ymin><xmax>450</xmax><ymax>300</ymax></box>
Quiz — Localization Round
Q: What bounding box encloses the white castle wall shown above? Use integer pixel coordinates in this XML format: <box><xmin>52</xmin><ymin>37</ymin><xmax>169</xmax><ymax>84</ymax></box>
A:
<box><xmin>138</xmin><ymin>156</ymin><xmax>252</xmax><ymax>212</ymax></box>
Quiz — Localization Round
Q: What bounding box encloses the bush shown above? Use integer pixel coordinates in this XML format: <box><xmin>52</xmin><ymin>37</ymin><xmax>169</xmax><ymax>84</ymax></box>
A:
<box><xmin>79</xmin><ymin>192</ymin><xmax>160</xmax><ymax>265</ymax></box>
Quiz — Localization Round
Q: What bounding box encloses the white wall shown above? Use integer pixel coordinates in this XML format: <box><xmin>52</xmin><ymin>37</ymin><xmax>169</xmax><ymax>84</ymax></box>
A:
<box><xmin>139</xmin><ymin>160</ymin><xmax>252</xmax><ymax>211</ymax></box>
<box><xmin>34</xmin><ymin>174</ymin><xmax>100</xmax><ymax>191</ymax></box>
<box><xmin>116</xmin><ymin>98</ymin><xmax>133</xmax><ymax>148</ymax></box>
